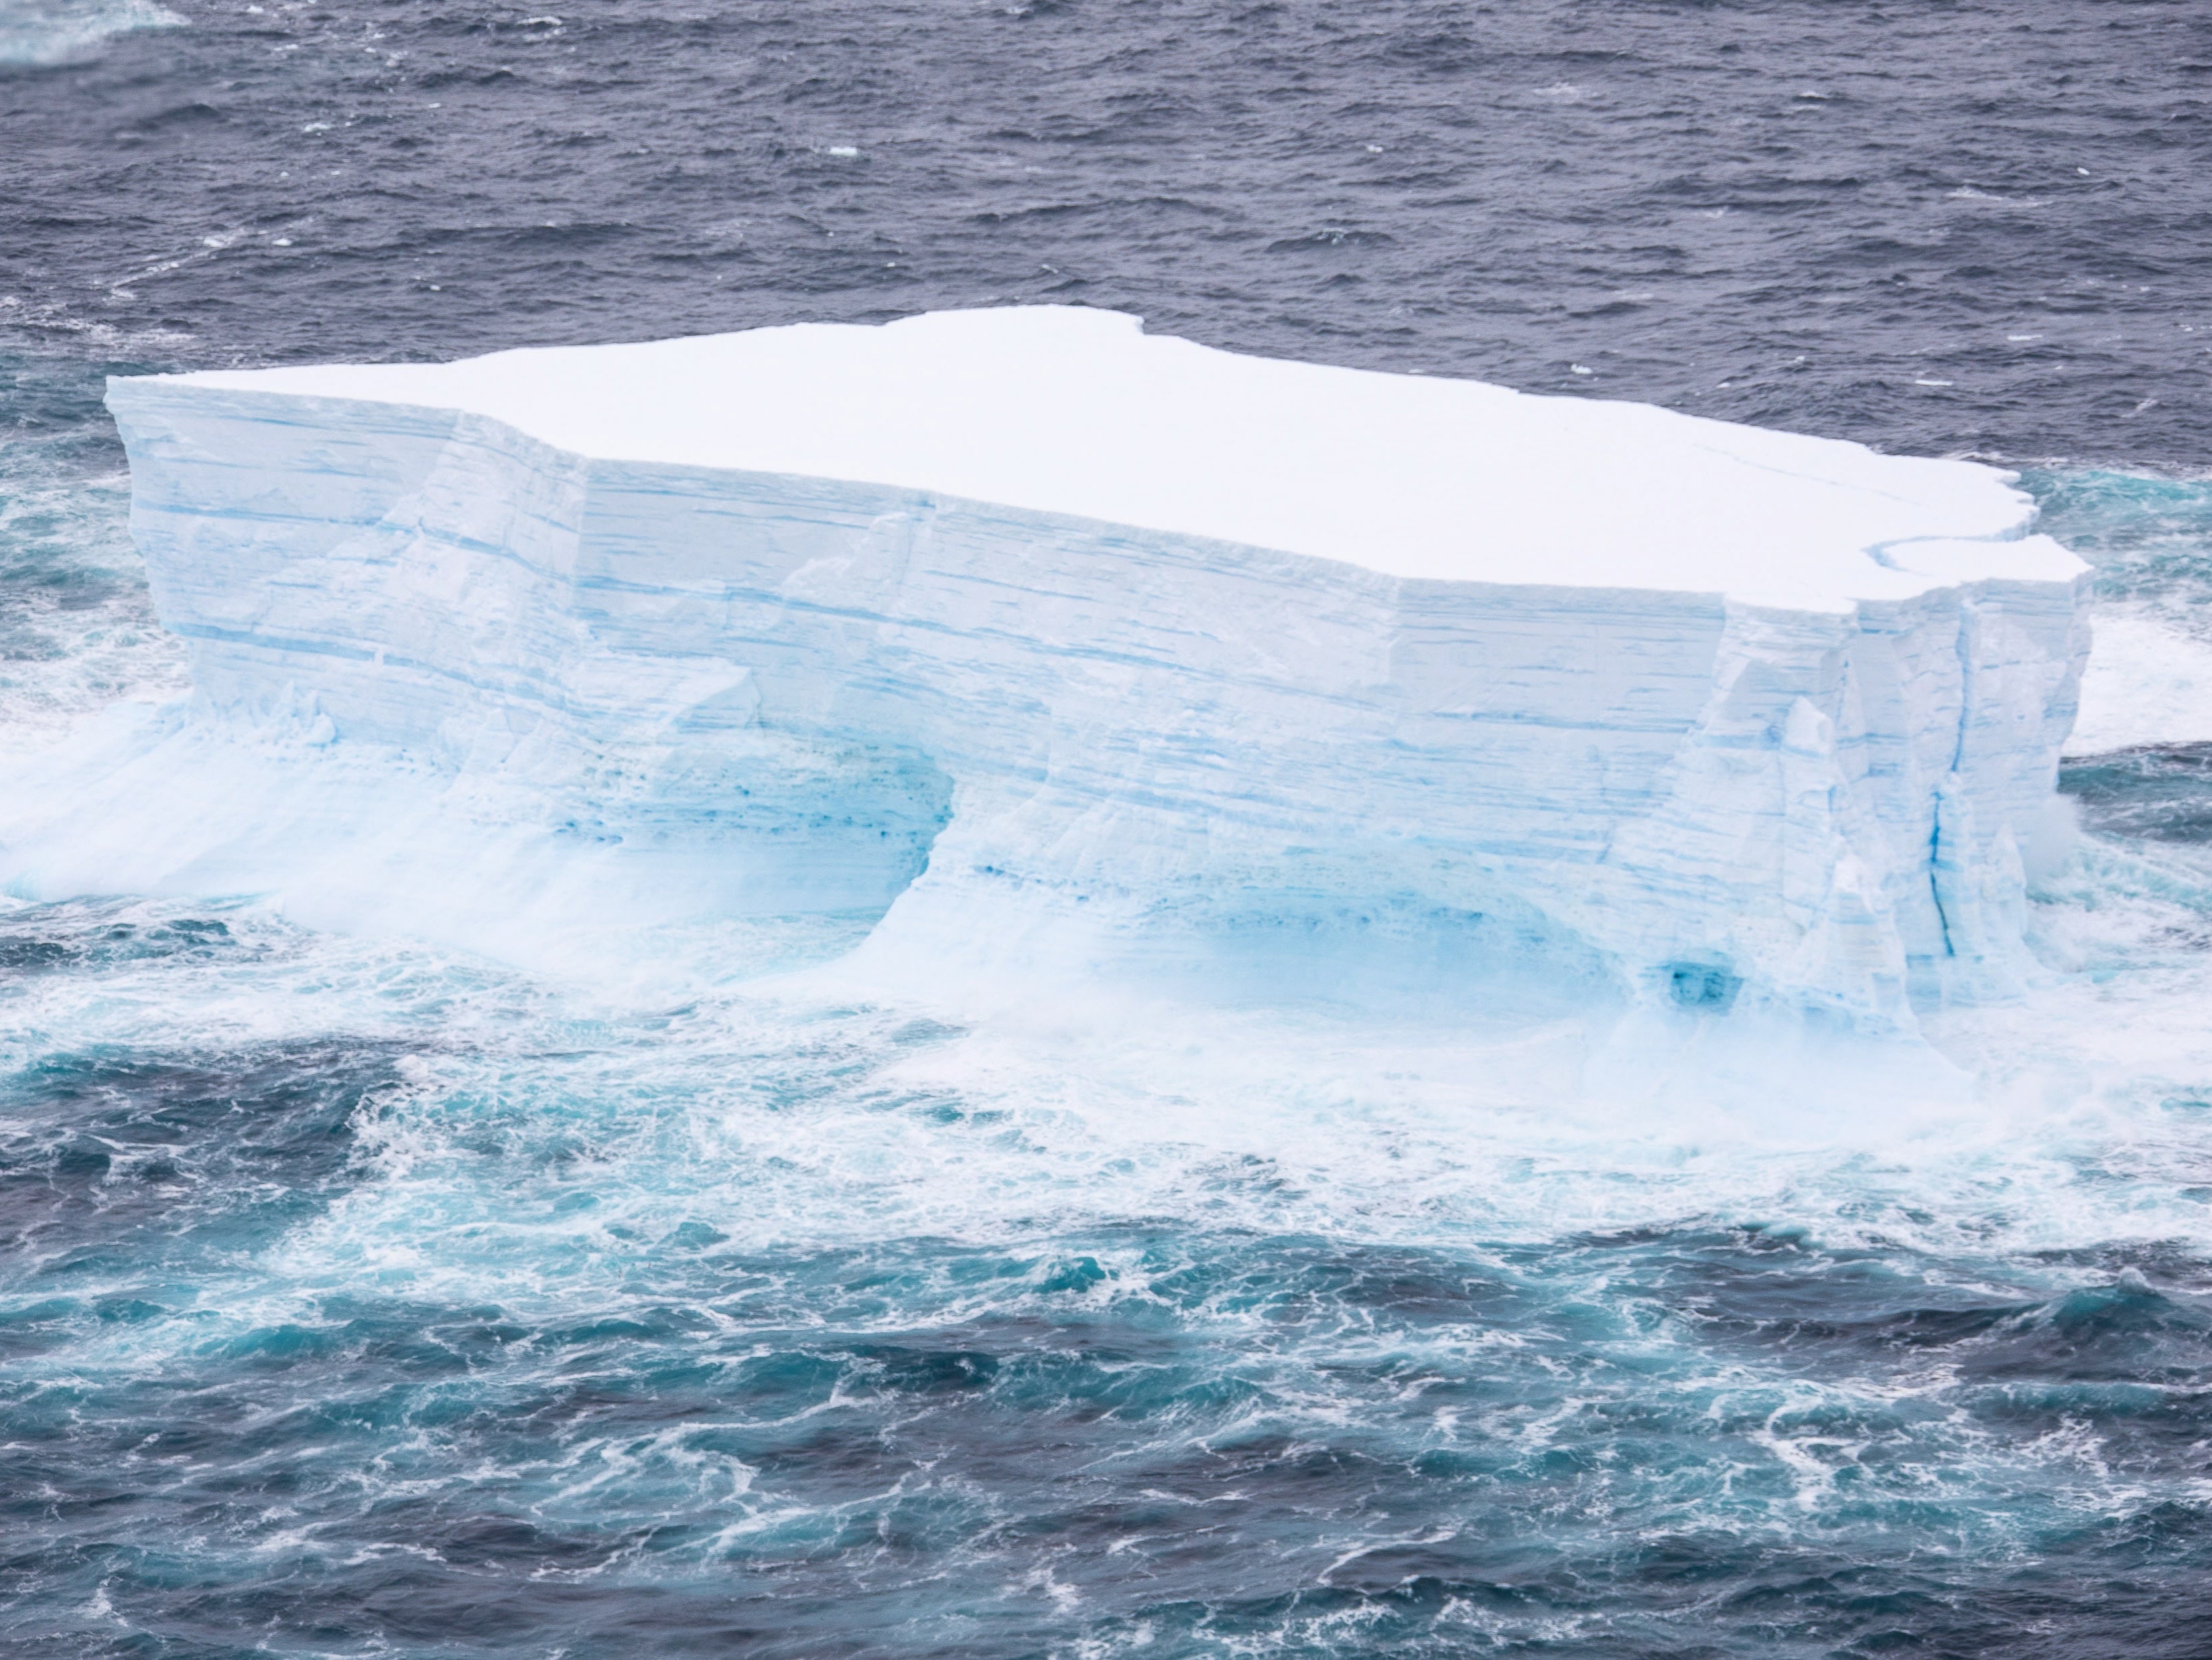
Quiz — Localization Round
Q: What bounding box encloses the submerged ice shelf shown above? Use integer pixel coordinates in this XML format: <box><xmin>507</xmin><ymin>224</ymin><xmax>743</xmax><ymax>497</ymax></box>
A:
<box><xmin>17</xmin><ymin>307</ymin><xmax>2089</xmax><ymax>1028</ymax></box>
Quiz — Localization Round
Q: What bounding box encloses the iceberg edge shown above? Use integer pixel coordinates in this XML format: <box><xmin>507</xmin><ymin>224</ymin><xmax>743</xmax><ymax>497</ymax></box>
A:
<box><xmin>9</xmin><ymin>308</ymin><xmax>2091</xmax><ymax>1037</ymax></box>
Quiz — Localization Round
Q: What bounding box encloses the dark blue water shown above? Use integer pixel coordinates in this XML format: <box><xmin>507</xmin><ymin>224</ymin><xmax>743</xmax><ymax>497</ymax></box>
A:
<box><xmin>6</xmin><ymin>3</ymin><xmax>2212</xmax><ymax>1655</ymax></box>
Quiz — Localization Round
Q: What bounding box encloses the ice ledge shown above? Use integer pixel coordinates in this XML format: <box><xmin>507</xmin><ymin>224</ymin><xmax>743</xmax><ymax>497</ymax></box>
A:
<box><xmin>156</xmin><ymin>305</ymin><xmax>2070</xmax><ymax>609</ymax></box>
<box><xmin>7</xmin><ymin>309</ymin><xmax>2096</xmax><ymax>1041</ymax></box>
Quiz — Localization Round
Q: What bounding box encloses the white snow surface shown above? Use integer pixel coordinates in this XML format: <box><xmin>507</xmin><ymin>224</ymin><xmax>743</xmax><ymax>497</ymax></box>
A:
<box><xmin>0</xmin><ymin>307</ymin><xmax>2097</xmax><ymax>1055</ymax></box>
<box><xmin>170</xmin><ymin>305</ymin><xmax>2075</xmax><ymax>610</ymax></box>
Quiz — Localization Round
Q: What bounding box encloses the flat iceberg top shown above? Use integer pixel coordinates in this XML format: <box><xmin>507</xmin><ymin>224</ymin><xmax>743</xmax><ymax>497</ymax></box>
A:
<box><xmin>155</xmin><ymin>305</ymin><xmax>2080</xmax><ymax>606</ymax></box>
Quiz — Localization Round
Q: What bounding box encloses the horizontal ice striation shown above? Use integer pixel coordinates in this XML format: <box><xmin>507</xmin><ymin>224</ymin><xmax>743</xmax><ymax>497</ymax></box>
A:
<box><xmin>70</xmin><ymin>306</ymin><xmax>2087</xmax><ymax>1026</ymax></box>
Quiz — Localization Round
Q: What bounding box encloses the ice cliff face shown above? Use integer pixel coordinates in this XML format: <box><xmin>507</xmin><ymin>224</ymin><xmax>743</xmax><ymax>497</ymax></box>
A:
<box><xmin>29</xmin><ymin>307</ymin><xmax>2088</xmax><ymax>1030</ymax></box>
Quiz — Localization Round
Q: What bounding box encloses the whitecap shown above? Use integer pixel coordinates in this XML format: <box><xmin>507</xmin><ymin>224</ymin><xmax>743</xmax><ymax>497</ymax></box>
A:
<box><xmin>0</xmin><ymin>0</ymin><xmax>183</xmax><ymax>67</ymax></box>
<box><xmin>2071</xmin><ymin>608</ymin><xmax>2212</xmax><ymax>755</ymax></box>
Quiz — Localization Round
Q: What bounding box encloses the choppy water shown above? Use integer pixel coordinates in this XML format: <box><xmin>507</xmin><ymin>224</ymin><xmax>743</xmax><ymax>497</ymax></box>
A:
<box><xmin>5</xmin><ymin>3</ymin><xmax>2212</xmax><ymax>1655</ymax></box>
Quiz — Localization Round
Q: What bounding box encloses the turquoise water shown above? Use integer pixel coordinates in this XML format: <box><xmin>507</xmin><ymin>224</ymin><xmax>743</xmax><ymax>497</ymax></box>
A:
<box><xmin>7</xmin><ymin>845</ymin><xmax>2212</xmax><ymax>1655</ymax></box>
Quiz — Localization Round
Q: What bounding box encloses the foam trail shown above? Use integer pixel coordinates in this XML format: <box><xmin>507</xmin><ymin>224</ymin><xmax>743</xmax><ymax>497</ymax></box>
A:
<box><xmin>5</xmin><ymin>847</ymin><xmax>2212</xmax><ymax>1656</ymax></box>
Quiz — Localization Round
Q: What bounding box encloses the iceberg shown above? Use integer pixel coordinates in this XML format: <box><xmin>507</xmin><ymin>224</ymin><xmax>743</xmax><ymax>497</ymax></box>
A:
<box><xmin>7</xmin><ymin>306</ymin><xmax>2088</xmax><ymax>1031</ymax></box>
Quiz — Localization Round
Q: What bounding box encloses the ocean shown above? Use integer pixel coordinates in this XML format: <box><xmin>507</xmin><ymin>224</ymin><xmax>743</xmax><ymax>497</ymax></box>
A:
<box><xmin>5</xmin><ymin>2</ymin><xmax>2212</xmax><ymax>1655</ymax></box>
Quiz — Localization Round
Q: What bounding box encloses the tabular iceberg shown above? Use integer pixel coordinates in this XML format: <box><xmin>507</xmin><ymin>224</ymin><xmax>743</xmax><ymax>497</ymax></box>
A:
<box><xmin>13</xmin><ymin>306</ymin><xmax>2087</xmax><ymax>1032</ymax></box>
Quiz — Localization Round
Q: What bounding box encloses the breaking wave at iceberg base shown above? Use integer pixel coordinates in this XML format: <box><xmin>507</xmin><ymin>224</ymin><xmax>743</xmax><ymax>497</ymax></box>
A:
<box><xmin>0</xmin><ymin>0</ymin><xmax>180</xmax><ymax>68</ymax></box>
<box><xmin>7</xmin><ymin>874</ymin><xmax>2212</xmax><ymax>1657</ymax></box>
<box><xmin>6</xmin><ymin>472</ymin><xmax>2212</xmax><ymax>1656</ymax></box>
